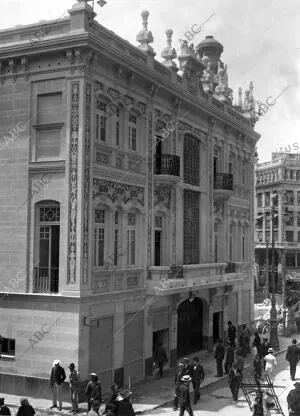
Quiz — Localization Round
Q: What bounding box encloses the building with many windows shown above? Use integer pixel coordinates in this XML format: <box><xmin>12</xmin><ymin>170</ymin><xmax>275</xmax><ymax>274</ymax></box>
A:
<box><xmin>255</xmin><ymin>152</ymin><xmax>300</xmax><ymax>301</ymax></box>
<box><xmin>0</xmin><ymin>0</ymin><xmax>259</xmax><ymax>398</ymax></box>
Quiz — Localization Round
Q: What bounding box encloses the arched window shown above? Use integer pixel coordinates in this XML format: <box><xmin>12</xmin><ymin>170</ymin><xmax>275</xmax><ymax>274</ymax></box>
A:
<box><xmin>34</xmin><ymin>200</ymin><xmax>60</xmax><ymax>293</ymax></box>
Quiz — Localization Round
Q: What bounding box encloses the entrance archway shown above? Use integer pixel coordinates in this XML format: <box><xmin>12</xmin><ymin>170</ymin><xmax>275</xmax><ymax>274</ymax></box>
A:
<box><xmin>177</xmin><ymin>297</ymin><xmax>203</xmax><ymax>358</ymax></box>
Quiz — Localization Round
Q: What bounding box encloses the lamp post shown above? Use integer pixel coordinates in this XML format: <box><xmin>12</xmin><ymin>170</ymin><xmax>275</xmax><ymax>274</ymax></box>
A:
<box><xmin>269</xmin><ymin>201</ymin><xmax>279</xmax><ymax>350</ymax></box>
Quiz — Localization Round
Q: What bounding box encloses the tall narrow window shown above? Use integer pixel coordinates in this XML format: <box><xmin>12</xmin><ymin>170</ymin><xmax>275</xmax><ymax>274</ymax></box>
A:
<box><xmin>96</xmin><ymin>100</ymin><xmax>107</xmax><ymax>142</ymax></box>
<box><xmin>242</xmin><ymin>166</ymin><xmax>246</xmax><ymax>185</ymax></box>
<box><xmin>115</xmin><ymin>109</ymin><xmax>120</xmax><ymax>147</ymax></box>
<box><xmin>128</xmin><ymin>114</ymin><xmax>137</xmax><ymax>151</ymax></box>
<box><xmin>214</xmin><ymin>223</ymin><xmax>218</xmax><ymax>263</ymax></box>
<box><xmin>242</xmin><ymin>226</ymin><xmax>245</xmax><ymax>261</ymax></box>
<box><xmin>183</xmin><ymin>190</ymin><xmax>199</xmax><ymax>264</ymax></box>
<box><xmin>114</xmin><ymin>211</ymin><xmax>119</xmax><ymax>266</ymax></box>
<box><xmin>127</xmin><ymin>212</ymin><xmax>136</xmax><ymax>265</ymax></box>
<box><xmin>229</xmin><ymin>161</ymin><xmax>233</xmax><ymax>174</ymax></box>
<box><xmin>35</xmin><ymin>205</ymin><xmax>60</xmax><ymax>294</ymax></box>
<box><xmin>184</xmin><ymin>135</ymin><xmax>199</xmax><ymax>186</ymax></box>
<box><xmin>265</xmin><ymin>192</ymin><xmax>270</xmax><ymax>207</ymax></box>
<box><xmin>155</xmin><ymin>216</ymin><xmax>163</xmax><ymax>266</ymax></box>
<box><xmin>229</xmin><ymin>224</ymin><xmax>233</xmax><ymax>261</ymax></box>
<box><xmin>94</xmin><ymin>209</ymin><xmax>105</xmax><ymax>266</ymax></box>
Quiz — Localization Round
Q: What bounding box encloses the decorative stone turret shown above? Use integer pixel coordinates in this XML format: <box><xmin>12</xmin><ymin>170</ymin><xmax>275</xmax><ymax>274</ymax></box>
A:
<box><xmin>196</xmin><ymin>36</ymin><xmax>223</xmax><ymax>74</ymax></box>
<box><xmin>68</xmin><ymin>0</ymin><xmax>96</xmax><ymax>32</ymax></box>
<box><xmin>161</xmin><ymin>29</ymin><xmax>178</xmax><ymax>72</ymax></box>
<box><xmin>136</xmin><ymin>10</ymin><xmax>155</xmax><ymax>57</ymax></box>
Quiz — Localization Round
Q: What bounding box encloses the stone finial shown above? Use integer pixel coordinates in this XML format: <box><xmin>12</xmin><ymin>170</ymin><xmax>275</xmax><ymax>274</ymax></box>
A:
<box><xmin>161</xmin><ymin>29</ymin><xmax>178</xmax><ymax>70</ymax></box>
<box><xmin>244</xmin><ymin>89</ymin><xmax>250</xmax><ymax>110</ymax></box>
<box><xmin>136</xmin><ymin>10</ymin><xmax>155</xmax><ymax>55</ymax></box>
<box><xmin>238</xmin><ymin>87</ymin><xmax>242</xmax><ymax>107</ymax></box>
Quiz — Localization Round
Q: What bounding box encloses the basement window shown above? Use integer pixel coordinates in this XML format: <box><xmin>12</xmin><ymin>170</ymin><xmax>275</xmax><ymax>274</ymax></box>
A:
<box><xmin>0</xmin><ymin>337</ymin><xmax>15</xmax><ymax>360</ymax></box>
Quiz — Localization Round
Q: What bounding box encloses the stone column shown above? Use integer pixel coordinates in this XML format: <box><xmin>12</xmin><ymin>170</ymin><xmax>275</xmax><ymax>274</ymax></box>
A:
<box><xmin>114</xmin><ymin>301</ymin><xmax>125</xmax><ymax>387</ymax></box>
<box><xmin>144</xmin><ymin>304</ymin><xmax>153</xmax><ymax>376</ymax></box>
<box><xmin>208</xmin><ymin>302</ymin><xmax>214</xmax><ymax>352</ymax></box>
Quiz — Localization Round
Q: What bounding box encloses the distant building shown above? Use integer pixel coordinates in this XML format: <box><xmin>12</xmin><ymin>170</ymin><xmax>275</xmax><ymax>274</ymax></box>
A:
<box><xmin>255</xmin><ymin>152</ymin><xmax>300</xmax><ymax>302</ymax></box>
<box><xmin>0</xmin><ymin>0</ymin><xmax>259</xmax><ymax>398</ymax></box>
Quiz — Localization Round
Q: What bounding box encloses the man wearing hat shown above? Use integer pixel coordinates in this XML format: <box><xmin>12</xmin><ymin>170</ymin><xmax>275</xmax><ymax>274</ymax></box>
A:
<box><xmin>177</xmin><ymin>375</ymin><xmax>193</xmax><ymax>416</ymax></box>
<box><xmin>264</xmin><ymin>347</ymin><xmax>277</xmax><ymax>383</ymax></box>
<box><xmin>224</xmin><ymin>341</ymin><xmax>235</xmax><ymax>374</ymax></box>
<box><xmin>0</xmin><ymin>398</ymin><xmax>11</xmax><ymax>415</ymax></box>
<box><xmin>116</xmin><ymin>389</ymin><xmax>134</xmax><ymax>416</ymax></box>
<box><xmin>191</xmin><ymin>357</ymin><xmax>205</xmax><ymax>405</ymax></box>
<box><xmin>173</xmin><ymin>363</ymin><xmax>184</xmax><ymax>411</ymax></box>
<box><xmin>286</xmin><ymin>339</ymin><xmax>300</xmax><ymax>381</ymax></box>
<box><xmin>68</xmin><ymin>363</ymin><xmax>80</xmax><ymax>414</ymax></box>
<box><xmin>50</xmin><ymin>359</ymin><xmax>66</xmax><ymax>411</ymax></box>
<box><xmin>287</xmin><ymin>382</ymin><xmax>300</xmax><ymax>415</ymax></box>
<box><xmin>85</xmin><ymin>373</ymin><xmax>102</xmax><ymax>411</ymax></box>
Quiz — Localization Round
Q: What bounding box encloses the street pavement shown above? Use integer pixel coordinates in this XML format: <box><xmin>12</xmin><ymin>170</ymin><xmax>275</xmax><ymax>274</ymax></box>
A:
<box><xmin>1</xmin><ymin>334</ymin><xmax>298</xmax><ymax>415</ymax></box>
<box><xmin>147</xmin><ymin>349</ymin><xmax>295</xmax><ymax>416</ymax></box>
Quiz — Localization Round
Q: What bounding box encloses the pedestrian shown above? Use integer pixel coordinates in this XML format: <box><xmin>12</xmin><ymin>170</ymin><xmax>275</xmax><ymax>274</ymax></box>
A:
<box><xmin>261</xmin><ymin>338</ymin><xmax>271</xmax><ymax>370</ymax></box>
<box><xmin>85</xmin><ymin>373</ymin><xmax>102</xmax><ymax>411</ymax></box>
<box><xmin>287</xmin><ymin>382</ymin><xmax>300</xmax><ymax>416</ymax></box>
<box><xmin>191</xmin><ymin>356</ymin><xmax>205</xmax><ymax>405</ymax></box>
<box><xmin>224</xmin><ymin>341</ymin><xmax>235</xmax><ymax>374</ymax></box>
<box><xmin>228</xmin><ymin>363</ymin><xmax>242</xmax><ymax>403</ymax></box>
<box><xmin>105</xmin><ymin>383</ymin><xmax>119</xmax><ymax>410</ymax></box>
<box><xmin>235</xmin><ymin>349</ymin><xmax>245</xmax><ymax>374</ymax></box>
<box><xmin>252</xmin><ymin>332</ymin><xmax>262</xmax><ymax>358</ymax></box>
<box><xmin>264</xmin><ymin>348</ymin><xmax>277</xmax><ymax>383</ymax></box>
<box><xmin>240</xmin><ymin>324</ymin><xmax>251</xmax><ymax>356</ymax></box>
<box><xmin>16</xmin><ymin>399</ymin><xmax>35</xmax><ymax>416</ymax></box>
<box><xmin>116</xmin><ymin>389</ymin><xmax>135</xmax><ymax>416</ymax></box>
<box><xmin>50</xmin><ymin>359</ymin><xmax>66</xmax><ymax>411</ymax></box>
<box><xmin>0</xmin><ymin>398</ymin><xmax>11</xmax><ymax>415</ymax></box>
<box><xmin>68</xmin><ymin>363</ymin><xmax>80</xmax><ymax>414</ymax></box>
<box><xmin>214</xmin><ymin>338</ymin><xmax>225</xmax><ymax>377</ymax></box>
<box><xmin>286</xmin><ymin>339</ymin><xmax>300</xmax><ymax>381</ymax></box>
<box><xmin>177</xmin><ymin>375</ymin><xmax>193</xmax><ymax>416</ymax></box>
<box><xmin>153</xmin><ymin>341</ymin><xmax>168</xmax><ymax>378</ymax></box>
<box><xmin>181</xmin><ymin>358</ymin><xmax>192</xmax><ymax>377</ymax></box>
<box><xmin>87</xmin><ymin>401</ymin><xmax>100</xmax><ymax>416</ymax></box>
<box><xmin>253</xmin><ymin>354</ymin><xmax>263</xmax><ymax>381</ymax></box>
<box><xmin>227</xmin><ymin>321</ymin><xmax>237</xmax><ymax>349</ymax></box>
<box><xmin>173</xmin><ymin>363</ymin><xmax>184</xmax><ymax>411</ymax></box>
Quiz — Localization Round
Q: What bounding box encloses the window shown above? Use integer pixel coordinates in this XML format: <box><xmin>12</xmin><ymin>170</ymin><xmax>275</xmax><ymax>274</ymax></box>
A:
<box><xmin>229</xmin><ymin>161</ymin><xmax>233</xmax><ymax>175</ymax></box>
<box><xmin>114</xmin><ymin>212</ymin><xmax>119</xmax><ymax>266</ymax></box>
<box><xmin>127</xmin><ymin>212</ymin><xmax>136</xmax><ymax>265</ymax></box>
<box><xmin>0</xmin><ymin>337</ymin><xmax>15</xmax><ymax>358</ymax></box>
<box><xmin>155</xmin><ymin>216</ymin><xmax>163</xmax><ymax>266</ymax></box>
<box><xmin>115</xmin><ymin>109</ymin><xmax>120</xmax><ymax>147</ymax></box>
<box><xmin>184</xmin><ymin>135</ymin><xmax>200</xmax><ymax>186</ymax></box>
<box><xmin>128</xmin><ymin>114</ymin><xmax>137</xmax><ymax>151</ymax></box>
<box><xmin>265</xmin><ymin>192</ymin><xmax>270</xmax><ymax>207</ymax></box>
<box><xmin>214</xmin><ymin>223</ymin><xmax>218</xmax><ymax>263</ymax></box>
<box><xmin>297</xmin><ymin>191</ymin><xmax>300</xmax><ymax>205</ymax></box>
<box><xmin>96</xmin><ymin>100</ymin><xmax>107</xmax><ymax>142</ymax></box>
<box><xmin>94</xmin><ymin>209</ymin><xmax>105</xmax><ymax>266</ymax></box>
<box><xmin>286</xmin><ymin>253</ymin><xmax>296</xmax><ymax>267</ymax></box>
<box><xmin>229</xmin><ymin>224</ymin><xmax>233</xmax><ymax>260</ymax></box>
<box><xmin>286</xmin><ymin>231</ymin><xmax>294</xmax><ymax>242</ymax></box>
<box><xmin>183</xmin><ymin>190</ymin><xmax>199</xmax><ymax>264</ymax></box>
<box><xmin>285</xmin><ymin>212</ymin><xmax>294</xmax><ymax>226</ymax></box>
<box><xmin>242</xmin><ymin>226</ymin><xmax>246</xmax><ymax>261</ymax></box>
<box><xmin>286</xmin><ymin>190</ymin><xmax>294</xmax><ymax>205</ymax></box>
<box><xmin>265</xmin><ymin>218</ymin><xmax>270</xmax><ymax>229</ymax></box>
<box><xmin>298</xmin><ymin>231</ymin><xmax>300</xmax><ymax>243</ymax></box>
<box><xmin>257</xmin><ymin>194</ymin><xmax>262</xmax><ymax>208</ymax></box>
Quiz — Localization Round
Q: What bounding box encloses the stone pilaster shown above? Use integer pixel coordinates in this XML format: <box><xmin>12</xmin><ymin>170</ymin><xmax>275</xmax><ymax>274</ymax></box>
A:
<box><xmin>207</xmin><ymin>116</ymin><xmax>215</xmax><ymax>262</ymax></box>
<box><xmin>144</xmin><ymin>304</ymin><xmax>153</xmax><ymax>377</ymax></box>
<box><xmin>114</xmin><ymin>301</ymin><xmax>125</xmax><ymax>386</ymax></box>
<box><xmin>147</xmin><ymin>109</ymin><xmax>154</xmax><ymax>267</ymax></box>
<box><xmin>208</xmin><ymin>302</ymin><xmax>214</xmax><ymax>351</ymax></box>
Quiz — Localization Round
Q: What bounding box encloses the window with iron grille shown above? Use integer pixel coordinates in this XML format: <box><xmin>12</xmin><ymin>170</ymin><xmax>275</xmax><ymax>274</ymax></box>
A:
<box><xmin>184</xmin><ymin>135</ymin><xmax>199</xmax><ymax>186</ymax></box>
<box><xmin>95</xmin><ymin>101</ymin><xmax>107</xmax><ymax>142</ymax></box>
<box><xmin>40</xmin><ymin>207</ymin><xmax>60</xmax><ymax>222</ymax></box>
<box><xmin>127</xmin><ymin>212</ymin><xmax>136</xmax><ymax>265</ymax></box>
<box><xmin>257</xmin><ymin>194</ymin><xmax>262</xmax><ymax>208</ymax></box>
<box><xmin>94</xmin><ymin>209</ymin><xmax>105</xmax><ymax>266</ymax></box>
<box><xmin>265</xmin><ymin>192</ymin><xmax>270</xmax><ymax>207</ymax></box>
<box><xmin>128</xmin><ymin>114</ymin><xmax>137</xmax><ymax>151</ymax></box>
<box><xmin>0</xmin><ymin>337</ymin><xmax>15</xmax><ymax>358</ymax></box>
<box><xmin>183</xmin><ymin>190</ymin><xmax>199</xmax><ymax>264</ymax></box>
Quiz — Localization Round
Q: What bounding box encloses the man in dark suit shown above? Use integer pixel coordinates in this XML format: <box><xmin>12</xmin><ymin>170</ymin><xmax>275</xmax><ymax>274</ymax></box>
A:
<box><xmin>191</xmin><ymin>357</ymin><xmax>205</xmax><ymax>405</ymax></box>
<box><xmin>0</xmin><ymin>398</ymin><xmax>11</xmax><ymax>415</ymax></box>
<box><xmin>173</xmin><ymin>363</ymin><xmax>184</xmax><ymax>411</ymax></box>
<box><xmin>227</xmin><ymin>321</ymin><xmax>237</xmax><ymax>349</ymax></box>
<box><xmin>178</xmin><ymin>375</ymin><xmax>193</xmax><ymax>416</ymax></box>
<box><xmin>286</xmin><ymin>339</ymin><xmax>300</xmax><ymax>381</ymax></box>
<box><xmin>214</xmin><ymin>339</ymin><xmax>225</xmax><ymax>377</ymax></box>
<box><xmin>50</xmin><ymin>359</ymin><xmax>66</xmax><ymax>411</ymax></box>
<box><xmin>153</xmin><ymin>342</ymin><xmax>168</xmax><ymax>378</ymax></box>
<box><xmin>181</xmin><ymin>357</ymin><xmax>192</xmax><ymax>377</ymax></box>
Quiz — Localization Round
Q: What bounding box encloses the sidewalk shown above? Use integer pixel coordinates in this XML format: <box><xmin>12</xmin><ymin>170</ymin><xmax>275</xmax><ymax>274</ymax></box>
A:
<box><xmin>1</xmin><ymin>335</ymin><xmax>295</xmax><ymax>415</ymax></box>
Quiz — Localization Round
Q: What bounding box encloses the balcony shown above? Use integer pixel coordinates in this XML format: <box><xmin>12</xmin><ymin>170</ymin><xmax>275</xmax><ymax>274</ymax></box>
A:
<box><xmin>213</xmin><ymin>173</ymin><xmax>233</xmax><ymax>198</ymax></box>
<box><xmin>154</xmin><ymin>154</ymin><xmax>181</xmax><ymax>185</ymax></box>
<box><xmin>225</xmin><ymin>262</ymin><xmax>236</xmax><ymax>273</ymax></box>
<box><xmin>147</xmin><ymin>262</ymin><xmax>250</xmax><ymax>295</ymax></box>
<box><xmin>33</xmin><ymin>267</ymin><xmax>59</xmax><ymax>293</ymax></box>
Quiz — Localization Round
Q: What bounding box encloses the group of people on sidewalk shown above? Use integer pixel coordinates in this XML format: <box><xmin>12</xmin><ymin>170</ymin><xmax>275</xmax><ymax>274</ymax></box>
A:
<box><xmin>0</xmin><ymin>398</ymin><xmax>35</xmax><ymax>416</ymax></box>
<box><xmin>49</xmin><ymin>360</ymin><xmax>135</xmax><ymax>416</ymax></box>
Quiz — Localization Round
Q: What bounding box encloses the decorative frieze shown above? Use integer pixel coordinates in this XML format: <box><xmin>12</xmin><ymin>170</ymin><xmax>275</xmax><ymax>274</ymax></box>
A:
<box><xmin>154</xmin><ymin>185</ymin><xmax>171</xmax><ymax>210</ymax></box>
<box><xmin>93</xmin><ymin>179</ymin><xmax>144</xmax><ymax>206</ymax></box>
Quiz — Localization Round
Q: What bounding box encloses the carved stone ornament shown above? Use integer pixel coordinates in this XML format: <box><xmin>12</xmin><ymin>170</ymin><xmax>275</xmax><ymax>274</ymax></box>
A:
<box><xmin>68</xmin><ymin>81</ymin><xmax>80</xmax><ymax>284</ymax></box>
<box><xmin>93</xmin><ymin>179</ymin><xmax>144</xmax><ymax>207</ymax></box>
<box><xmin>154</xmin><ymin>186</ymin><xmax>171</xmax><ymax>210</ymax></box>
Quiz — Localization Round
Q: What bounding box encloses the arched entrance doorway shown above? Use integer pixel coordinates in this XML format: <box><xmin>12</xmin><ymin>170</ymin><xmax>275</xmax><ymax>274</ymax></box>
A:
<box><xmin>177</xmin><ymin>297</ymin><xmax>203</xmax><ymax>358</ymax></box>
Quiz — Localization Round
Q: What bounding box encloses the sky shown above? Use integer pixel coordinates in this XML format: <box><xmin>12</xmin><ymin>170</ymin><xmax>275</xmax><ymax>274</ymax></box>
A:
<box><xmin>1</xmin><ymin>0</ymin><xmax>300</xmax><ymax>163</ymax></box>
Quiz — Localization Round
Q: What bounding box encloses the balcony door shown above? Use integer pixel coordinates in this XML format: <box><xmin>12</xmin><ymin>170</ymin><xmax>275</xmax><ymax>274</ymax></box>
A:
<box><xmin>35</xmin><ymin>205</ymin><xmax>60</xmax><ymax>293</ymax></box>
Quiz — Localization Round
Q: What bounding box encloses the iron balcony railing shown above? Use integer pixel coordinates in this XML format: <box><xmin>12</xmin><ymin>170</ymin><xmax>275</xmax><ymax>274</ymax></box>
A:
<box><xmin>225</xmin><ymin>262</ymin><xmax>236</xmax><ymax>273</ymax></box>
<box><xmin>213</xmin><ymin>173</ymin><xmax>233</xmax><ymax>191</ymax></box>
<box><xmin>155</xmin><ymin>154</ymin><xmax>180</xmax><ymax>176</ymax></box>
<box><xmin>33</xmin><ymin>267</ymin><xmax>59</xmax><ymax>293</ymax></box>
